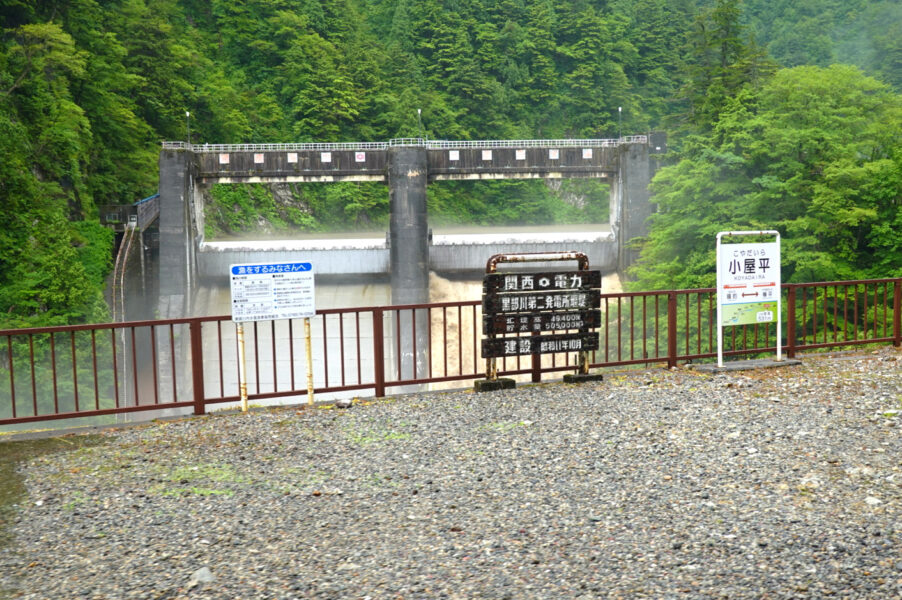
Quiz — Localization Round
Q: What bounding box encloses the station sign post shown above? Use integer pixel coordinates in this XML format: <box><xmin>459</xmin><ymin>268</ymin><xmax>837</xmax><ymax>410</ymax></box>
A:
<box><xmin>229</xmin><ymin>261</ymin><xmax>316</xmax><ymax>410</ymax></box>
<box><xmin>716</xmin><ymin>231</ymin><xmax>781</xmax><ymax>368</ymax></box>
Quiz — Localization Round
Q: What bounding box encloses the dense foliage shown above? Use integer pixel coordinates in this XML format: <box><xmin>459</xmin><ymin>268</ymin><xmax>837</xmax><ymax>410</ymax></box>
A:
<box><xmin>629</xmin><ymin>5</ymin><xmax>902</xmax><ymax>289</ymax></box>
<box><xmin>1</xmin><ymin>0</ymin><xmax>900</xmax><ymax>326</ymax></box>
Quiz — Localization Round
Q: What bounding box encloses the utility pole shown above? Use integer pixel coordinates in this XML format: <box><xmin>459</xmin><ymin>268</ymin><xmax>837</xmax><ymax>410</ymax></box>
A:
<box><xmin>186</xmin><ymin>111</ymin><xmax>191</xmax><ymax>146</ymax></box>
<box><xmin>618</xmin><ymin>106</ymin><xmax>622</xmax><ymax>140</ymax></box>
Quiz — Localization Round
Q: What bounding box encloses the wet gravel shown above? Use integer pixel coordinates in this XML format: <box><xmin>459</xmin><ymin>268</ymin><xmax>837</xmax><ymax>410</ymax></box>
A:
<box><xmin>1</xmin><ymin>349</ymin><xmax>900</xmax><ymax>599</ymax></box>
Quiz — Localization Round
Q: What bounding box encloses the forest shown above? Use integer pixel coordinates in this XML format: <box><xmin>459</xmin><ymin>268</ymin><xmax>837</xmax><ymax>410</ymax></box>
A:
<box><xmin>0</xmin><ymin>0</ymin><xmax>900</xmax><ymax>328</ymax></box>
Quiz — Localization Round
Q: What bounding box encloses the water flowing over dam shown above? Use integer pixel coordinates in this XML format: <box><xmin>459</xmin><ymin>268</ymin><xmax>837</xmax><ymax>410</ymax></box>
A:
<box><xmin>196</xmin><ymin>224</ymin><xmax>616</xmax><ymax>282</ymax></box>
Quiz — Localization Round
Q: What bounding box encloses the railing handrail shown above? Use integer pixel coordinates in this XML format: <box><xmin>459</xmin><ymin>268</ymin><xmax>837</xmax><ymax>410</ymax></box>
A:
<box><xmin>632</xmin><ymin>277</ymin><xmax>902</xmax><ymax>296</ymax></box>
<box><xmin>2</xmin><ymin>277</ymin><xmax>899</xmax><ymax>428</ymax></box>
<box><xmin>133</xmin><ymin>193</ymin><xmax>159</xmax><ymax>206</ymax></box>
<box><xmin>425</xmin><ymin>137</ymin><xmax>646</xmax><ymax>149</ymax></box>
<box><xmin>160</xmin><ymin>136</ymin><xmax>650</xmax><ymax>153</ymax></box>
<box><xmin>1</xmin><ymin>277</ymin><xmax>899</xmax><ymax>337</ymax></box>
<box><xmin>161</xmin><ymin>141</ymin><xmax>391</xmax><ymax>152</ymax></box>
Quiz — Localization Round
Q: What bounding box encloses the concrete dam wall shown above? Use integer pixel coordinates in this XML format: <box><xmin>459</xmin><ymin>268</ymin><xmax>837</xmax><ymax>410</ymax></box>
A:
<box><xmin>159</xmin><ymin>136</ymin><xmax>664</xmax><ymax>317</ymax></box>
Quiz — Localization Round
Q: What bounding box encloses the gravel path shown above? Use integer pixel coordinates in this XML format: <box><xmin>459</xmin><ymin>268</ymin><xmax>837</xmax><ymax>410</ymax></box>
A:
<box><xmin>1</xmin><ymin>349</ymin><xmax>900</xmax><ymax>599</ymax></box>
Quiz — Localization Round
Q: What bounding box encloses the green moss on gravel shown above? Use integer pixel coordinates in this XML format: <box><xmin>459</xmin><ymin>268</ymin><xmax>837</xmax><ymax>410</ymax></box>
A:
<box><xmin>0</xmin><ymin>434</ymin><xmax>107</xmax><ymax>599</ymax></box>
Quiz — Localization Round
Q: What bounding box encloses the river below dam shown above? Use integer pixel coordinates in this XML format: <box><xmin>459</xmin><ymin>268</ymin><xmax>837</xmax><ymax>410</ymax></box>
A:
<box><xmin>194</xmin><ymin>270</ymin><xmax>622</xmax><ymax>315</ymax></box>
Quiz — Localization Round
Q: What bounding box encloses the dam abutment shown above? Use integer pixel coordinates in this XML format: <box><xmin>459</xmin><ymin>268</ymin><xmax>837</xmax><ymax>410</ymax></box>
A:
<box><xmin>158</xmin><ymin>148</ymin><xmax>195</xmax><ymax>319</ymax></box>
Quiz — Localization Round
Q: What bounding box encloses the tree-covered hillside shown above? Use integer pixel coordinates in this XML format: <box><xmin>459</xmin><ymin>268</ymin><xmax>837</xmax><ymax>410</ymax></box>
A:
<box><xmin>1</xmin><ymin>0</ymin><xmax>900</xmax><ymax>327</ymax></box>
<box><xmin>628</xmin><ymin>1</ymin><xmax>902</xmax><ymax>289</ymax></box>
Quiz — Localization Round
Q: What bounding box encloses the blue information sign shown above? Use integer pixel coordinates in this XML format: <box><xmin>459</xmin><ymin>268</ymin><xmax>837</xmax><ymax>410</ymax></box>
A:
<box><xmin>230</xmin><ymin>262</ymin><xmax>312</xmax><ymax>276</ymax></box>
<box><xmin>230</xmin><ymin>262</ymin><xmax>315</xmax><ymax>322</ymax></box>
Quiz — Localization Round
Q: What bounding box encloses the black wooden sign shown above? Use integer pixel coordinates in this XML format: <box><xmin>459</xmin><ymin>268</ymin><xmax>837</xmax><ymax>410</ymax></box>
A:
<box><xmin>483</xmin><ymin>270</ymin><xmax>602</xmax><ymax>294</ymax></box>
<box><xmin>483</xmin><ymin>309</ymin><xmax>602</xmax><ymax>335</ymax></box>
<box><xmin>482</xmin><ymin>289</ymin><xmax>601</xmax><ymax>314</ymax></box>
<box><xmin>482</xmin><ymin>332</ymin><xmax>600</xmax><ymax>358</ymax></box>
<box><xmin>481</xmin><ymin>267</ymin><xmax>602</xmax><ymax>360</ymax></box>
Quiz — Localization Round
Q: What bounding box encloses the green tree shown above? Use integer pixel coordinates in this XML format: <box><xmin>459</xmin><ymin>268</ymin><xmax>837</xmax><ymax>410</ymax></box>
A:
<box><xmin>561</xmin><ymin>6</ymin><xmax>635</xmax><ymax>136</ymax></box>
<box><xmin>0</xmin><ymin>105</ymin><xmax>110</xmax><ymax>328</ymax></box>
<box><xmin>678</xmin><ymin>0</ymin><xmax>775</xmax><ymax>132</ymax></box>
<box><xmin>278</xmin><ymin>31</ymin><xmax>362</xmax><ymax>140</ymax></box>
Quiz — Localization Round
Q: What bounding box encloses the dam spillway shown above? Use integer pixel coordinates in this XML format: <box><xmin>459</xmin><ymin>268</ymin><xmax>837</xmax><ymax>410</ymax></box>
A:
<box><xmin>196</xmin><ymin>225</ymin><xmax>617</xmax><ymax>282</ymax></box>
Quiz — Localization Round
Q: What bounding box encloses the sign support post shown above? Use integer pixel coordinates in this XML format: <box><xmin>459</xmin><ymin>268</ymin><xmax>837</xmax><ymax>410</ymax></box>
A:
<box><xmin>305</xmin><ymin>317</ymin><xmax>314</xmax><ymax>406</ymax></box>
<box><xmin>716</xmin><ymin>231</ymin><xmax>781</xmax><ymax>368</ymax></box>
<box><xmin>236</xmin><ymin>322</ymin><xmax>249</xmax><ymax>412</ymax></box>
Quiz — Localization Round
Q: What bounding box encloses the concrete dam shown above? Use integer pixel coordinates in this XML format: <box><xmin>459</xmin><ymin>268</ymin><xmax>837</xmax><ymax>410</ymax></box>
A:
<box><xmin>158</xmin><ymin>136</ymin><xmax>665</xmax><ymax>319</ymax></box>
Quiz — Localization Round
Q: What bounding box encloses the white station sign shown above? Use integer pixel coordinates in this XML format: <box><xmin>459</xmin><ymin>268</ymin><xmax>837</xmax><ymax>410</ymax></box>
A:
<box><xmin>229</xmin><ymin>261</ymin><xmax>315</xmax><ymax>322</ymax></box>
<box><xmin>715</xmin><ymin>231</ymin><xmax>782</xmax><ymax>367</ymax></box>
<box><xmin>717</xmin><ymin>241</ymin><xmax>780</xmax><ymax>326</ymax></box>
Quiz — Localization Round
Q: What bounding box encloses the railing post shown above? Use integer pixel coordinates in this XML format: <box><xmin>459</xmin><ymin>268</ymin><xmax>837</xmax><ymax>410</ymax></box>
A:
<box><xmin>189</xmin><ymin>319</ymin><xmax>206</xmax><ymax>416</ymax></box>
<box><xmin>372</xmin><ymin>308</ymin><xmax>386</xmax><ymax>397</ymax></box>
<box><xmin>786</xmin><ymin>286</ymin><xmax>797</xmax><ymax>359</ymax></box>
<box><xmin>667</xmin><ymin>292</ymin><xmax>678</xmax><ymax>368</ymax></box>
<box><xmin>894</xmin><ymin>279</ymin><xmax>901</xmax><ymax>348</ymax></box>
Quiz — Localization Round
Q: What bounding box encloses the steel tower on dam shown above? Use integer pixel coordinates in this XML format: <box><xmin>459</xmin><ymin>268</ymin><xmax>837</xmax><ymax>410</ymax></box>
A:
<box><xmin>158</xmin><ymin>135</ymin><xmax>665</xmax><ymax>319</ymax></box>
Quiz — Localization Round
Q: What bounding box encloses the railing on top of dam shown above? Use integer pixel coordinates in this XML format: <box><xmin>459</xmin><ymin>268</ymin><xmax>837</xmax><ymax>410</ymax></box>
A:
<box><xmin>1</xmin><ymin>278</ymin><xmax>899</xmax><ymax>428</ymax></box>
<box><xmin>160</xmin><ymin>136</ymin><xmax>650</xmax><ymax>154</ymax></box>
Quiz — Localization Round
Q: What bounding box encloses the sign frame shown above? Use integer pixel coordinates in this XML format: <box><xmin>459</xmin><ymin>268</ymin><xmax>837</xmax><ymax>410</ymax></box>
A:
<box><xmin>479</xmin><ymin>252</ymin><xmax>600</xmax><ymax>385</ymax></box>
<box><xmin>229</xmin><ymin>261</ymin><xmax>315</xmax><ymax>323</ymax></box>
<box><xmin>228</xmin><ymin>261</ymin><xmax>317</xmax><ymax>411</ymax></box>
<box><xmin>715</xmin><ymin>231</ymin><xmax>781</xmax><ymax>367</ymax></box>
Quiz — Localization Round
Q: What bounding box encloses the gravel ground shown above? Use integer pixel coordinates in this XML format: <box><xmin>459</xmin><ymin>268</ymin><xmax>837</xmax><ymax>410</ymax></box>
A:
<box><xmin>1</xmin><ymin>349</ymin><xmax>900</xmax><ymax>599</ymax></box>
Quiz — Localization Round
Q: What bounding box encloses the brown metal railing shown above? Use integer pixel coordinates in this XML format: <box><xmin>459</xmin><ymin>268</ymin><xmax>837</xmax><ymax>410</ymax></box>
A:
<box><xmin>0</xmin><ymin>319</ymin><xmax>195</xmax><ymax>426</ymax></box>
<box><xmin>2</xmin><ymin>278</ymin><xmax>899</xmax><ymax>427</ymax></box>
